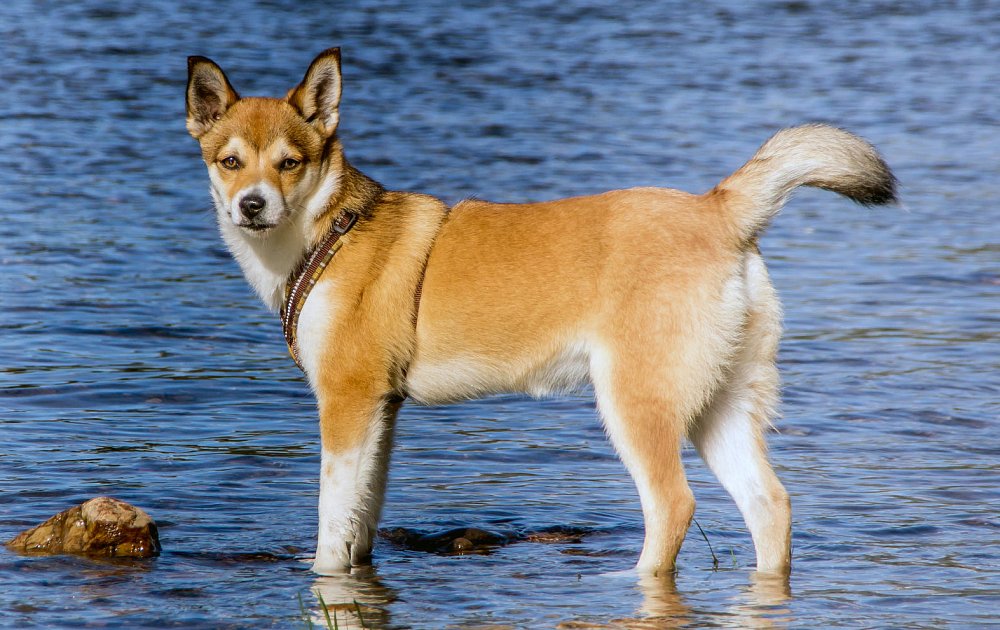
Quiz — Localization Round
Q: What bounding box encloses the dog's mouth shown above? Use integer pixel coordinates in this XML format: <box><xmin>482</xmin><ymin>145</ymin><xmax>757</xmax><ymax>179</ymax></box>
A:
<box><xmin>237</xmin><ymin>222</ymin><xmax>278</xmax><ymax>233</ymax></box>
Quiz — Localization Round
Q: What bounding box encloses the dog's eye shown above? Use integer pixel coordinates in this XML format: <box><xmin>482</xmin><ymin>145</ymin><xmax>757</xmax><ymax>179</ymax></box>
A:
<box><xmin>280</xmin><ymin>157</ymin><xmax>302</xmax><ymax>171</ymax></box>
<box><xmin>220</xmin><ymin>156</ymin><xmax>241</xmax><ymax>170</ymax></box>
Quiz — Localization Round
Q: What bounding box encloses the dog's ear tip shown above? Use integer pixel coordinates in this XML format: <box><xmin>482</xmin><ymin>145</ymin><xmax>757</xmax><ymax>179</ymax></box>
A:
<box><xmin>187</xmin><ymin>56</ymin><xmax>215</xmax><ymax>73</ymax></box>
<box><xmin>314</xmin><ymin>47</ymin><xmax>342</xmax><ymax>64</ymax></box>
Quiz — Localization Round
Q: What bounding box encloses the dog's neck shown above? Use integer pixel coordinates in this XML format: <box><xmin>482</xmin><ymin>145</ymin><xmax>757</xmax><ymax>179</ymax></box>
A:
<box><xmin>217</xmin><ymin>152</ymin><xmax>384</xmax><ymax>313</ymax></box>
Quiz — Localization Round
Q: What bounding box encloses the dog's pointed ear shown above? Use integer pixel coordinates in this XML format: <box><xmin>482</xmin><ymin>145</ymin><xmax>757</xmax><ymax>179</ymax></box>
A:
<box><xmin>186</xmin><ymin>56</ymin><xmax>240</xmax><ymax>139</ymax></box>
<box><xmin>286</xmin><ymin>48</ymin><xmax>342</xmax><ymax>138</ymax></box>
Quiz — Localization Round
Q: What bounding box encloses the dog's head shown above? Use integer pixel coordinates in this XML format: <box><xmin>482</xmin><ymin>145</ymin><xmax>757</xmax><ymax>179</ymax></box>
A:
<box><xmin>186</xmin><ymin>48</ymin><xmax>343</xmax><ymax>235</ymax></box>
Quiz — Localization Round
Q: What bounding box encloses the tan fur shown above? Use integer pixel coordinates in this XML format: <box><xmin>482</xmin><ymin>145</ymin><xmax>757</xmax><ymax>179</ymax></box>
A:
<box><xmin>186</xmin><ymin>49</ymin><xmax>896</xmax><ymax>576</ymax></box>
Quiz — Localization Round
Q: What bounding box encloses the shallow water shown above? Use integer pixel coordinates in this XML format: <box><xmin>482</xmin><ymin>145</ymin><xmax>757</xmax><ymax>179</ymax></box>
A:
<box><xmin>1</xmin><ymin>0</ymin><xmax>997</xmax><ymax>627</ymax></box>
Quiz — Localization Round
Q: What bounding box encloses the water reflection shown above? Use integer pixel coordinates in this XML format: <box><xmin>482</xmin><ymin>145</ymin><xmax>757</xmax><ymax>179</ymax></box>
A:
<box><xmin>630</xmin><ymin>571</ymin><xmax>791</xmax><ymax>628</ymax></box>
<box><xmin>728</xmin><ymin>573</ymin><xmax>793</xmax><ymax>628</ymax></box>
<box><xmin>635</xmin><ymin>571</ymin><xmax>691</xmax><ymax>625</ymax></box>
<box><xmin>308</xmin><ymin>567</ymin><xmax>395</xmax><ymax>629</ymax></box>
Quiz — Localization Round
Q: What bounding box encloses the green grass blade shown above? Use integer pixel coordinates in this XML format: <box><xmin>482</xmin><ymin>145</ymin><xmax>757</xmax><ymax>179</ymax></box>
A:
<box><xmin>316</xmin><ymin>590</ymin><xmax>335</xmax><ymax>630</ymax></box>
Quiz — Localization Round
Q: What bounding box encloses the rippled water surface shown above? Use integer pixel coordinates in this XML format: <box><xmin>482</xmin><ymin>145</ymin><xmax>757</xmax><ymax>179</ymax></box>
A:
<box><xmin>1</xmin><ymin>1</ymin><xmax>997</xmax><ymax>627</ymax></box>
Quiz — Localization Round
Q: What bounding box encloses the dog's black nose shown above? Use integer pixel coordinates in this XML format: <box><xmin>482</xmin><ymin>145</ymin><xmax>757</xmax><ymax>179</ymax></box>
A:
<box><xmin>239</xmin><ymin>194</ymin><xmax>266</xmax><ymax>218</ymax></box>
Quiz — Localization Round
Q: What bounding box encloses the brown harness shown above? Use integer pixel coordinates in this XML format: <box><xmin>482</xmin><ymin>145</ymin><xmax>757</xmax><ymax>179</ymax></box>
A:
<box><xmin>279</xmin><ymin>209</ymin><xmax>428</xmax><ymax>372</ymax></box>
<box><xmin>280</xmin><ymin>209</ymin><xmax>358</xmax><ymax>370</ymax></box>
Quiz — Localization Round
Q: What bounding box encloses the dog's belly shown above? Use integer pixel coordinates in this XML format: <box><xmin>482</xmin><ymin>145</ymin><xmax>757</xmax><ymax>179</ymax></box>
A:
<box><xmin>405</xmin><ymin>340</ymin><xmax>592</xmax><ymax>405</ymax></box>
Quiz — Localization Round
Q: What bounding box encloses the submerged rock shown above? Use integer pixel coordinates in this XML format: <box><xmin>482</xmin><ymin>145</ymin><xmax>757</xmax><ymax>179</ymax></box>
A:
<box><xmin>6</xmin><ymin>496</ymin><xmax>160</xmax><ymax>558</ymax></box>
<box><xmin>381</xmin><ymin>526</ymin><xmax>510</xmax><ymax>554</ymax></box>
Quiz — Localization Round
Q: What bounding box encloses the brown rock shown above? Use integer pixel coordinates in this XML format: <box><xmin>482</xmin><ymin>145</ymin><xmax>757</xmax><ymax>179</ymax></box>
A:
<box><xmin>381</xmin><ymin>526</ymin><xmax>509</xmax><ymax>554</ymax></box>
<box><xmin>6</xmin><ymin>496</ymin><xmax>160</xmax><ymax>558</ymax></box>
<box><xmin>417</xmin><ymin>527</ymin><xmax>507</xmax><ymax>554</ymax></box>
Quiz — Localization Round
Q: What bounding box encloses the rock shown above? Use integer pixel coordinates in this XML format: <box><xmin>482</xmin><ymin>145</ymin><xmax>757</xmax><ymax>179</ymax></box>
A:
<box><xmin>416</xmin><ymin>527</ymin><xmax>508</xmax><ymax>554</ymax></box>
<box><xmin>380</xmin><ymin>526</ymin><xmax>509</xmax><ymax>554</ymax></box>
<box><xmin>379</xmin><ymin>524</ymin><xmax>597</xmax><ymax>555</ymax></box>
<box><xmin>6</xmin><ymin>496</ymin><xmax>160</xmax><ymax>558</ymax></box>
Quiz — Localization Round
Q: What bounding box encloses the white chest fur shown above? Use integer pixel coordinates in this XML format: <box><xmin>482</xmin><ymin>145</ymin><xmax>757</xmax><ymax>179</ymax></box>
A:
<box><xmin>295</xmin><ymin>280</ymin><xmax>339</xmax><ymax>389</ymax></box>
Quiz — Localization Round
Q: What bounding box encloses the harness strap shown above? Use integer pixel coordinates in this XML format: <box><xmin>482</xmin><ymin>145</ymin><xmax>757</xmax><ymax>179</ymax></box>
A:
<box><xmin>279</xmin><ymin>210</ymin><xmax>357</xmax><ymax>370</ymax></box>
<box><xmin>279</xmin><ymin>210</ymin><xmax>432</xmax><ymax>375</ymax></box>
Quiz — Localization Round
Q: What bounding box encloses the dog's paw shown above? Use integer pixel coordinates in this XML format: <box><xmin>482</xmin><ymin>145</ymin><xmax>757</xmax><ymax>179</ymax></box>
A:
<box><xmin>313</xmin><ymin>524</ymin><xmax>374</xmax><ymax>574</ymax></box>
<box><xmin>311</xmin><ymin>543</ymin><xmax>353</xmax><ymax>575</ymax></box>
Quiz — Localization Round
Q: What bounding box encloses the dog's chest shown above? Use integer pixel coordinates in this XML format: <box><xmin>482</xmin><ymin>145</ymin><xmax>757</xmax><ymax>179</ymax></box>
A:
<box><xmin>295</xmin><ymin>280</ymin><xmax>341</xmax><ymax>387</ymax></box>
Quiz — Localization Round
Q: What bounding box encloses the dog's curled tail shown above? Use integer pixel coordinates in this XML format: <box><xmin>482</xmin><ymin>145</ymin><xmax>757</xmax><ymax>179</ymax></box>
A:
<box><xmin>713</xmin><ymin>124</ymin><xmax>897</xmax><ymax>242</ymax></box>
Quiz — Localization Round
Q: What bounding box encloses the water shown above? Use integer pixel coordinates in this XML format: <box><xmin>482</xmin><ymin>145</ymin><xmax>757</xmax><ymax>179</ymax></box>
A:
<box><xmin>1</xmin><ymin>0</ymin><xmax>997</xmax><ymax>627</ymax></box>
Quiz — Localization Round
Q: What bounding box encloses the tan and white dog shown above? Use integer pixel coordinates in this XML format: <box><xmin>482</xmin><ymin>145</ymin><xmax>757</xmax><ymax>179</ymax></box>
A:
<box><xmin>185</xmin><ymin>48</ymin><xmax>896</xmax><ymax>576</ymax></box>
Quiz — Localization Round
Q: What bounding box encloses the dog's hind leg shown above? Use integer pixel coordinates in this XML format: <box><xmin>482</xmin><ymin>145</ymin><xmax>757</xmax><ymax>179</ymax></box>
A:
<box><xmin>591</xmin><ymin>371</ymin><xmax>693</xmax><ymax>575</ymax></box>
<box><xmin>689</xmin><ymin>253</ymin><xmax>791</xmax><ymax>574</ymax></box>
<box><xmin>590</xmin><ymin>327</ymin><xmax>722</xmax><ymax>576</ymax></box>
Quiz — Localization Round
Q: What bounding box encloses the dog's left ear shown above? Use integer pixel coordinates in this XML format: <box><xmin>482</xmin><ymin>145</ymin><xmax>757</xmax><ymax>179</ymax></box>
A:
<box><xmin>286</xmin><ymin>48</ymin><xmax>343</xmax><ymax>138</ymax></box>
<box><xmin>186</xmin><ymin>56</ymin><xmax>240</xmax><ymax>139</ymax></box>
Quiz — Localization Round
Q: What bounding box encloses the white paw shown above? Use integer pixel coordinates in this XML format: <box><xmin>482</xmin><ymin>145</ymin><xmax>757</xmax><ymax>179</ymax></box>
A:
<box><xmin>311</xmin><ymin>542</ymin><xmax>352</xmax><ymax>575</ymax></box>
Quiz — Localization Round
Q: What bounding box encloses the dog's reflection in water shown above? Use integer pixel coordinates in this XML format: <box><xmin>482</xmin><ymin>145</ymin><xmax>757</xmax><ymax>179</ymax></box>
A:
<box><xmin>307</xmin><ymin>566</ymin><xmax>394</xmax><ymax>629</ymax></box>
<box><xmin>637</xmin><ymin>570</ymin><xmax>792</xmax><ymax>629</ymax></box>
<box><xmin>302</xmin><ymin>560</ymin><xmax>791</xmax><ymax>629</ymax></box>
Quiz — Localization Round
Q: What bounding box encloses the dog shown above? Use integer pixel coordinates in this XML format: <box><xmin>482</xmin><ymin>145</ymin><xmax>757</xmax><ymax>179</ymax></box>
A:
<box><xmin>185</xmin><ymin>47</ymin><xmax>896</xmax><ymax>576</ymax></box>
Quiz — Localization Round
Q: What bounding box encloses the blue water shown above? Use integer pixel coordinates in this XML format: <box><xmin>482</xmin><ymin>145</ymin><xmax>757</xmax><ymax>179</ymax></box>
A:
<box><xmin>1</xmin><ymin>1</ymin><xmax>997</xmax><ymax>627</ymax></box>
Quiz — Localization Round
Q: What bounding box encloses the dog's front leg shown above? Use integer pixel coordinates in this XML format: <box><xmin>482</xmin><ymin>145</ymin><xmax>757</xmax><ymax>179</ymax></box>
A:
<box><xmin>312</xmin><ymin>394</ymin><xmax>400</xmax><ymax>575</ymax></box>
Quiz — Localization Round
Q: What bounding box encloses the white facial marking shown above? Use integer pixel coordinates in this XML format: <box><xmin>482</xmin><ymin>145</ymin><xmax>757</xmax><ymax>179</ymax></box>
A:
<box><xmin>230</xmin><ymin>180</ymin><xmax>286</xmax><ymax>228</ymax></box>
<box><xmin>305</xmin><ymin>167</ymin><xmax>341</xmax><ymax>219</ymax></box>
<box><xmin>205</xmin><ymin>133</ymin><xmax>342</xmax><ymax>312</ymax></box>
